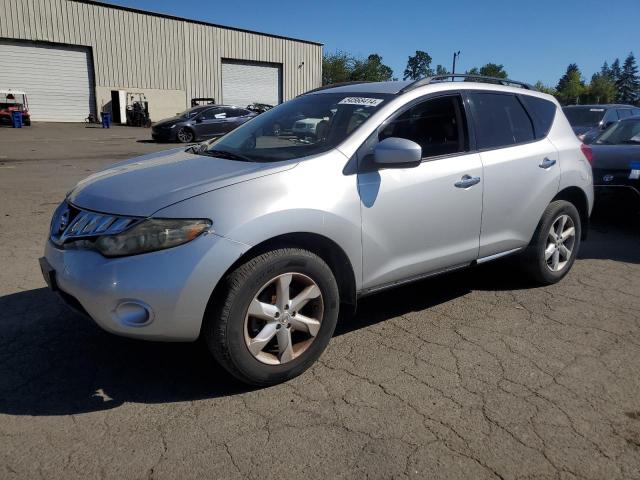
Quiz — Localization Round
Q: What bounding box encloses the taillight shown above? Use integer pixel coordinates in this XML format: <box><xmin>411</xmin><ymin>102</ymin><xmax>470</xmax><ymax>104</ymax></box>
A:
<box><xmin>580</xmin><ymin>144</ymin><xmax>594</xmax><ymax>166</ymax></box>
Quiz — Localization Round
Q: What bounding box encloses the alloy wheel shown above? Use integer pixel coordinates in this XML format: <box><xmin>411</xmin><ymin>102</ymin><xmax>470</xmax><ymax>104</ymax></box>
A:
<box><xmin>243</xmin><ymin>273</ymin><xmax>324</xmax><ymax>365</ymax></box>
<box><xmin>177</xmin><ymin>127</ymin><xmax>193</xmax><ymax>143</ymax></box>
<box><xmin>545</xmin><ymin>214</ymin><xmax>576</xmax><ymax>272</ymax></box>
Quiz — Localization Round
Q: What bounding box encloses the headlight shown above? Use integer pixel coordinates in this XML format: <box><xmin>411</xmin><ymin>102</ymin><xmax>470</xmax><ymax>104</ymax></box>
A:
<box><xmin>169</xmin><ymin>124</ymin><xmax>177</xmax><ymax>129</ymax></box>
<box><xmin>94</xmin><ymin>218</ymin><xmax>211</xmax><ymax>257</ymax></box>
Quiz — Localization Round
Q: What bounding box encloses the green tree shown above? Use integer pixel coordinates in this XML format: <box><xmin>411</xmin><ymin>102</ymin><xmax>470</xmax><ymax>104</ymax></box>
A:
<box><xmin>435</xmin><ymin>64</ymin><xmax>449</xmax><ymax>76</ymax></box>
<box><xmin>403</xmin><ymin>50</ymin><xmax>433</xmax><ymax>80</ymax></box>
<box><xmin>322</xmin><ymin>51</ymin><xmax>394</xmax><ymax>85</ymax></box>
<box><xmin>351</xmin><ymin>54</ymin><xmax>394</xmax><ymax>82</ymax></box>
<box><xmin>534</xmin><ymin>81</ymin><xmax>556</xmax><ymax>95</ymax></box>
<box><xmin>322</xmin><ymin>50</ymin><xmax>355</xmax><ymax>85</ymax></box>
<box><xmin>616</xmin><ymin>52</ymin><xmax>639</xmax><ymax>104</ymax></box>
<box><xmin>556</xmin><ymin>64</ymin><xmax>586</xmax><ymax>104</ymax></box>
<box><xmin>479</xmin><ymin>63</ymin><xmax>508</xmax><ymax>79</ymax></box>
<box><xmin>587</xmin><ymin>73</ymin><xmax>617</xmax><ymax>104</ymax></box>
<box><xmin>610</xmin><ymin>58</ymin><xmax>622</xmax><ymax>84</ymax></box>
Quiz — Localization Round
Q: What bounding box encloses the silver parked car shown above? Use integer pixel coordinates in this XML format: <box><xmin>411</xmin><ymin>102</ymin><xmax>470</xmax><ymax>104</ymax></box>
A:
<box><xmin>41</xmin><ymin>75</ymin><xmax>593</xmax><ymax>386</ymax></box>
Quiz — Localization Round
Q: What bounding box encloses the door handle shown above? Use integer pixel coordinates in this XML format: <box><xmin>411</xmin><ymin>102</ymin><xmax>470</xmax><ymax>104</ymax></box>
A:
<box><xmin>539</xmin><ymin>157</ymin><xmax>556</xmax><ymax>169</ymax></box>
<box><xmin>454</xmin><ymin>175</ymin><xmax>481</xmax><ymax>188</ymax></box>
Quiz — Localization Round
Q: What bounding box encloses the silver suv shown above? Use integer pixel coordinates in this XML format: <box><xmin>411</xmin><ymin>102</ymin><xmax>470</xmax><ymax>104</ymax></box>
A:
<box><xmin>41</xmin><ymin>75</ymin><xmax>594</xmax><ymax>386</ymax></box>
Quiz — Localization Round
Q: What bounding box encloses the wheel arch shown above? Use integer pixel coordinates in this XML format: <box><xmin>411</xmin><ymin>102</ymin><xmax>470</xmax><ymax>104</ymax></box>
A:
<box><xmin>178</xmin><ymin>125</ymin><xmax>196</xmax><ymax>142</ymax></box>
<box><xmin>552</xmin><ymin>186</ymin><xmax>590</xmax><ymax>240</ymax></box>
<box><xmin>203</xmin><ymin>232</ymin><xmax>358</xmax><ymax>333</ymax></box>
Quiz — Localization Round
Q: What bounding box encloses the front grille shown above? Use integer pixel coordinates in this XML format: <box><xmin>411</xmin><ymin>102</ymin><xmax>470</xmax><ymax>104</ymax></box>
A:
<box><xmin>50</xmin><ymin>202</ymin><xmax>141</xmax><ymax>246</ymax></box>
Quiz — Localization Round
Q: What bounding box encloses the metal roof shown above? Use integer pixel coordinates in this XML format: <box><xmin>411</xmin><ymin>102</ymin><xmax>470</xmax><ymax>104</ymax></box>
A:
<box><xmin>69</xmin><ymin>0</ymin><xmax>323</xmax><ymax>46</ymax></box>
<box><xmin>307</xmin><ymin>81</ymin><xmax>412</xmax><ymax>95</ymax></box>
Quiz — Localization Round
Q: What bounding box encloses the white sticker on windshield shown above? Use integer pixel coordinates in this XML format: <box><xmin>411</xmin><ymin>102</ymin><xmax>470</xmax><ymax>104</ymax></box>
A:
<box><xmin>338</xmin><ymin>97</ymin><xmax>384</xmax><ymax>107</ymax></box>
<box><xmin>590</xmin><ymin>108</ymin><xmax>605</xmax><ymax>112</ymax></box>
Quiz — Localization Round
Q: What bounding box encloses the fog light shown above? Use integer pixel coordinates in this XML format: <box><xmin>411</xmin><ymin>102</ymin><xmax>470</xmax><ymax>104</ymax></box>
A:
<box><xmin>114</xmin><ymin>301</ymin><xmax>153</xmax><ymax>327</ymax></box>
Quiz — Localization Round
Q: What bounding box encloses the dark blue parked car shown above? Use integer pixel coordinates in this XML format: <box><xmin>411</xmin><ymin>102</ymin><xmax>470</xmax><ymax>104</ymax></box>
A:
<box><xmin>562</xmin><ymin>104</ymin><xmax>640</xmax><ymax>143</ymax></box>
<box><xmin>152</xmin><ymin>105</ymin><xmax>257</xmax><ymax>143</ymax></box>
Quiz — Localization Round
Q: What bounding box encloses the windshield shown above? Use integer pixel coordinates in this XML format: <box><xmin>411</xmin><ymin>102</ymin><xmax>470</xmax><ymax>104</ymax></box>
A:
<box><xmin>562</xmin><ymin>107</ymin><xmax>606</xmax><ymax>127</ymax></box>
<box><xmin>596</xmin><ymin>119</ymin><xmax>640</xmax><ymax>145</ymax></box>
<box><xmin>203</xmin><ymin>92</ymin><xmax>393</xmax><ymax>162</ymax></box>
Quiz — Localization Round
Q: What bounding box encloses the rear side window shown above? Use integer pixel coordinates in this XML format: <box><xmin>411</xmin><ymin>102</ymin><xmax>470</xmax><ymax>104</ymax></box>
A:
<box><xmin>470</xmin><ymin>92</ymin><xmax>535</xmax><ymax>149</ymax></box>
<box><xmin>224</xmin><ymin>108</ymin><xmax>247</xmax><ymax>117</ymax></box>
<box><xmin>519</xmin><ymin>95</ymin><xmax>556</xmax><ymax>139</ymax></box>
<box><xmin>617</xmin><ymin>109</ymin><xmax>633</xmax><ymax>119</ymax></box>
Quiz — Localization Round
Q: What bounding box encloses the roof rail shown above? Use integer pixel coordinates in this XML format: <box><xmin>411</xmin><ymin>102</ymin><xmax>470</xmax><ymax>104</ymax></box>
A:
<box><xmin>300</xmin><ymin>81</ymin><xmax>373</xmax><ymax>96</ymax></box>
<box><xmin>399</xmin><ymin>74</ymin><xmax>536</xmax><ymax>94</ymax></box>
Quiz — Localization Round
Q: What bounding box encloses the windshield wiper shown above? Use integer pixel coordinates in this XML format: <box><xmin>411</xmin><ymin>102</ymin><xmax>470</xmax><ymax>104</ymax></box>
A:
<box><xmin>201</xmin><ymin>149</ymin><xmax>253</xmax><ymax>162</ymax></box>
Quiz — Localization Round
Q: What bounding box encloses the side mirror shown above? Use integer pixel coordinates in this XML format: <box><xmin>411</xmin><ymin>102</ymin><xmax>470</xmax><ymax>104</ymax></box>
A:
<box><xmin>373</xmin><ymin>137</ymin><xmax>422</xmax><ymax>168</ymax></box>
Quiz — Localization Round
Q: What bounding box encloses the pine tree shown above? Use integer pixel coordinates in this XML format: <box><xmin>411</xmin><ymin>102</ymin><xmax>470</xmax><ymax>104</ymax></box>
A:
<box><xmin>610</xmin><ymin>59</ymin><xmax>622</xmax><ymax>84</ymax></box>
<box><xmin>600</xmin><ymin>61</ymin><xmax>611</xmax><ymax>78</ymax></box>
<box><xmin>556</xmin><ymin>64</ymin><xmax>586</xmax><ymax>104</ymax></box>
<box><xmin>617</xmin><ymin>53</ymin><xmax>640</xmax><ymax>104</ymax></box>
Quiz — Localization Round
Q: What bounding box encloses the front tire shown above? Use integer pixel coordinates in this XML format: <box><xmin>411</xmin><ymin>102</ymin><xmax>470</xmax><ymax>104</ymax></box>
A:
<box><xmin>176</xmin><ymin>127</ymin><xmax>194</xmax><ymax>143</ymax></box>
<box><xmin>523</xmin><ymin>200</ymin><xmax>581</xmax><ymax>284</ymax></box>
<box><xmin>204</xmin><ymin>248</ymin><xmax>340</xmax><ymax>386</ymax></box>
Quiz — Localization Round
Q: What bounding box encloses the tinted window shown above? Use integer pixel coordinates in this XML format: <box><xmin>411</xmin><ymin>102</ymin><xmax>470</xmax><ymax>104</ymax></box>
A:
<box><xmin>617</xmin><ymin>109</ymin><xmax>633</xmax><ymax>119</ymax></box>
<box><xmin>470</xmin><ymin>93</ymin><xmax>535</xmax><ymax>149</ymax></box>
<box><xmin>603</xmin><ymin>109</ymin><xmax>619</xmax><ymax>124</ymax></box>
<box><xmin>595</xmin><ymin>118</ymin><xmax>640</xmax><ymax>145</ymax></box>
<box><xmin>200</xmin><ymin>108</ymin><xmax>225</xmax><ymax>120</ymax></box>
<box><xmin>519</xmin><ymin>95</ymin><xmax>556</xmax><ymax>139</ymax></box>
<box><xmin>224</xmin><ymin>108</ymin><xmax>247</xmax><ymax>117</ymax></box>
<box><xmin>379</xmin><ymin>95</ymin><xmax>468</xmax><ymax>158</ymax></box>
<box><xmin>562</xmin><ymin>107</ymin><xmax>605</xmax><ymax>127</ymax></box>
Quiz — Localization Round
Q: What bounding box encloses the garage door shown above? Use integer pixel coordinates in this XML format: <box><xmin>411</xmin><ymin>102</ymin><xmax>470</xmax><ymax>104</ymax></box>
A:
<box><xmin>222</xmin><ymin>60</ymin><xmax>282</xmax><ymax>107</ymax></box>
<box><xmin>0</xmin><ymin>40</ymin><xmax>95</xmax><ymax>122</ymax></box>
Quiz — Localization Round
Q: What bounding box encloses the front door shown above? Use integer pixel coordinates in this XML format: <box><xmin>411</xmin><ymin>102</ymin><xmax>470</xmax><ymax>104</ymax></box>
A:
<box><xmin>193</xmin><ymin>107</ymin><xmax>227</xmax><ymax>138</ymax></box>
<box><xmin>358</xmin><ymin>94</ymin><xmax>483</xmax><ymax>291</ymax></box>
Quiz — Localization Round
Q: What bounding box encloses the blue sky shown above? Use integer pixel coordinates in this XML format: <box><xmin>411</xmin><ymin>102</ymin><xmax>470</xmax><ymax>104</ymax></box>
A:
<box><xmin>104</xmin><ymin>0</ymin><xmax>639</xmax><ymax>86</ymax></box>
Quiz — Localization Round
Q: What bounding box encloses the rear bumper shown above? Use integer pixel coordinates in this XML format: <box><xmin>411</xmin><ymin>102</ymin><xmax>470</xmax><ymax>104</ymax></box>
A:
<box><xmin>594</xmin><ymin>184</ymin><xmax>640</xmax><ymax>203</ymax></box>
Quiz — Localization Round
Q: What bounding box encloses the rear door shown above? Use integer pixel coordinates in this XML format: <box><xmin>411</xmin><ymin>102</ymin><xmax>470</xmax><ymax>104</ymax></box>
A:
<box><xmin>467</xmin><ymin>91</ymin><xmax>560</xmax><ymax>258</ymax></box>
<box><xmin>220</xmin><ymin>108</ymin><xmax>251</xmax><ymax>134</ymax></box>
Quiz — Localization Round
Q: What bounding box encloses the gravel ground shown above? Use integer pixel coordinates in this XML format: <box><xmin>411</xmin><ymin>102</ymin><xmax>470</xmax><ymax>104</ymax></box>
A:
<box><xmin>1</xmin><ymin>123</ymin><xmax>639</xmax><ymax>479</ymax></box>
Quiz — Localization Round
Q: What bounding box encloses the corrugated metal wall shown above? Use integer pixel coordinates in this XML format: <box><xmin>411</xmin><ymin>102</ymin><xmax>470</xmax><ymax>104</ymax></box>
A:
<box><xmin>0</xmin><ymin>0</ymin><xmax>322</xmax><ymax>103</ymax></box>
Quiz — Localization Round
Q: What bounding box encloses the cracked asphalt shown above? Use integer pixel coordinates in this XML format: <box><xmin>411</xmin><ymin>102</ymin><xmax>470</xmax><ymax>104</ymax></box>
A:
<box><xmin>1</xmin><ymin>124</ymin><xmax>640</xmax><ymax>479</ymax></box>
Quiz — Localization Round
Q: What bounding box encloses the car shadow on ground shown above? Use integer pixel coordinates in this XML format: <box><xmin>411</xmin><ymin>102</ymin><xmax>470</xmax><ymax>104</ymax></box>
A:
<box><xmin>0</xmin><ymin>211</ymin><xmax>637</xmax><ymax>417</ymax></box>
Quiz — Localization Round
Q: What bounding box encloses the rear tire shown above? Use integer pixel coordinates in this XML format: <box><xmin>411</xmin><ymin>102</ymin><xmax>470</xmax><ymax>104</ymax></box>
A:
<box><xmin>203</xmin><ymin>248</ymin><xmax>339</xmax><ymax>386</ymax></box>
<box><xmin>522</xmin><ymin>200</ymin><xmax>581</xmax><ymax>285</ymax></box>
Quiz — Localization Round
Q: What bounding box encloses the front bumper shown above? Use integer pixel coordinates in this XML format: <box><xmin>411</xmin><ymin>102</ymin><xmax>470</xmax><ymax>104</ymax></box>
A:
<box><xmin>42</xmin><ymin>233</ymin><xmax>248</xmax><ymax>341</ymax></box>
<box><xmin>151</xmin><ymin>128</ymin><xmax>177</xmax><ymax>142</ymax></box>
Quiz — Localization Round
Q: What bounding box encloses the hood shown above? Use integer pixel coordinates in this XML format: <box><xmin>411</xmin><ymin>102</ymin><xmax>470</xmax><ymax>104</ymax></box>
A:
<box><xmin>590</xmin><ymin>144</ymin><xmax>640</xmax><ymax>169</ymax></box>
<box><xmin>68</xmin><ymin>148</ymin><xmax>297</xmax><ymax>216</ymax></box>
<box><xmin>153</xmin><ymin>117</ymin><xmax>182</xmax><ymax>128</ymax></box>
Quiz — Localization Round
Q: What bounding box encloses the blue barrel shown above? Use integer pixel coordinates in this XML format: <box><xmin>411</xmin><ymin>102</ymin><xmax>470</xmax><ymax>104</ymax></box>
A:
<box><xmin>101</xmin><ymin>112</ymin><xmax>111</xmax><ymax>128</ymax></box>
<box><xmin>12</xmin><ymin>111</ymin><xmax>23</xmax><ymax>128</ymax></box>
